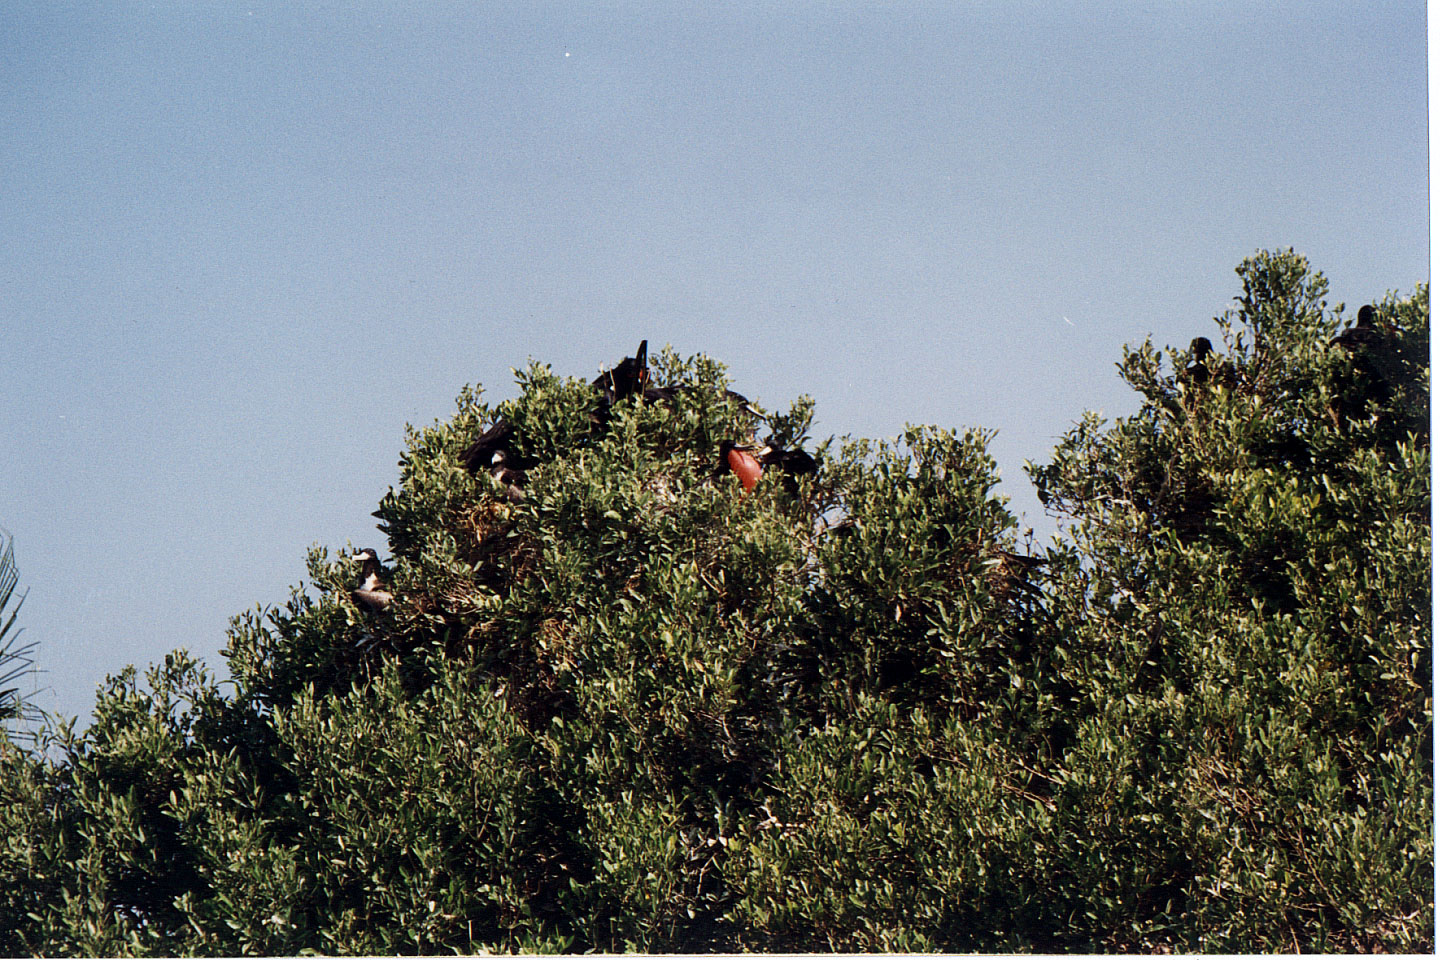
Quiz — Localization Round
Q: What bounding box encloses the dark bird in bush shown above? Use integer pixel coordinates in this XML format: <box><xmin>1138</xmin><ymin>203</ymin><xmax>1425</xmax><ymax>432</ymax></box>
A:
<box><xmin>350</xmin><ymin>548</ymin><xmax>393</xmax><ymax>613</ymax></box>
<box><xmin>1182</xmin><ymin>336</ymin><xmax>1232</xmax><ymax>388</ymax></box>
<box><xmin>717</xmin><ymin>440</ymin><xmax>764</xmax><ymax>494</ymax></box>
<box><xmin>758</xmin><ymin>443</ymin><xmax>817</xmax><ymax>476</ymax></box>
<box><xmin>461</xmin><ymin>419</ymin><xmax>531</xmax><ymax>500</ymax></box>
<box><xmin>759</xmin><ymin>442</ymin><xmax>818</xmax><ymax>496</ymax></box>
<box><xmin>1177</xmin><ymin>337</ymin><xmax>1235</xmax><ymax>403</ymax></box>
<box><xmin>484</xmin><ymin>453</ymin><xmax>527</xmax><ymax>503</ymax></box>
<box><xmin>592</xmin><ymin>339</ymin><xmax>650</xmax><ymax>401</ymax></box>
<box><xmin>1330</xmin><ymin>304</ymin><xmax>1383</xmax><ymax>352</ymax></box>
<box><xmin>462</xmin><ymin>418</ymin><xmax>517</xmax><ymax>474</ymax></box>
<box><xmin>1327</xmin><ymin>305</ymin><xmax>1405</xmax><ymax>420</ymax></box>
<box><xmin>590</xmin><ymin>340</ymin><xmax>651</xmax><ymax>428</ymax></box>
<box><xmin>1183</xmin><ymin>337</ymin><xmax>1214</xmax><ymax>383</ymax></box>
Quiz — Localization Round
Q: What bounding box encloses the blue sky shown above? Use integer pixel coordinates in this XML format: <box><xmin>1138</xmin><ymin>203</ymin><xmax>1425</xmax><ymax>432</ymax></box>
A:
<box><xmin>0</xmin><ymin>1</ymin><xmax>1428</xmax><ymax>723</ymax></box>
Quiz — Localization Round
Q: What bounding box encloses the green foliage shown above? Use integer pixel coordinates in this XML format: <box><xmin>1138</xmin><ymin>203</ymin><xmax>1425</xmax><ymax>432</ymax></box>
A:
<box><xmin>1030</xmin><ymin>250</ymin><xmax>1431</xmax><ymax>951</ymax></box>
<box><xmin>0</xmin><ymin>254</ymin><xmax>1429</xmax><ymax>954</ymax></box>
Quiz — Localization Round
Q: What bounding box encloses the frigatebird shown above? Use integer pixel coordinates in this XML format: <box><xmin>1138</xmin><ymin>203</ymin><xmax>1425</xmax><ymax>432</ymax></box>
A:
<box><xmin>1183</xmin><ymin>337</ymin><xmax>1215</xmax><ymax>386</ymax></box>
<box><xmin>590</xmin><ymin>340</ymin><xmax>650</xmax><ymax>428</ymax></box>
<box><xmin>462</xmin><ymin>418</ymin><xmax>517</xmax><ymax>474</ymax></box>
<box><xmin>592</xmin><ymin>339</ymin><xmax>649</xmax><ymax>402</ymax></box>
<box><xmin>461</xmin><ymin>418</ymin><xmax>531</xmax><ymax>500</ymax></box>
<box><xmin>758</xmin><ymin>444</ymin><xmax>817</xmax><ymax>476</ymax></box>
<box><xmin>717</xmin><ymin>440</ymin><xmax>763</xmax><ymax>494</ymax></box>
<box><xmin>1327</xmin><ymin>305</ymin><xmax>1404</xmax><ymax>421</ymax></box>
<box><xmin>492</xmin><ymin>461</ymin><xmax>526</xmax><ymax>502</ymax></box>
<box><xmin>759</xmin><ymin>442</ymin><xmax>818</xmax><ymax>497</ymax></box>
<box><xmin>350</xmin><ymin>548</ymin><xmax>393</xmax><ymax>613</ymax></box>
<box><xmin>716</xmin><ymin>440</ymin><xmax>817</xmax><ymax>497</ymax></box>
<box><xmin>1331</xmin><ymin>305</ymin><xmax>1382</xmax><ymax>352</ymax></box>
<box><xmin>1177</xmin><ymin>336</ymin><xmax>1237</xmax><ymax>400</ymax></box>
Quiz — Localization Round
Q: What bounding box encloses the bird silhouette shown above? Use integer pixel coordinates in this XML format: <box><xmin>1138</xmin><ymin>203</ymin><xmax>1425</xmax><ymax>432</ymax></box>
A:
<box><xmin>1177</xmin><ymin>336</ymin><xmax>1235</xmax><ymax>403</ymax></box>
<box><xmin>488</xmin><ymin>457</ymin><xmax>527</xmax><ymax>503</ymax></box>
<box><xmin>462</xmin><ymin>418</ymin><xmax>516</xmax><ymax>473</ymax></box>
<box><xmin>1327</xmin><ymin>305</ymin><xmax>1404</xmax><ymax>420</ymax></box>
<box><xmin>758</xmin><ymin>443</ymin><xmax>818</xmax><ymax>497</ymax></box>
<box><xmin>758</xmin><ymin>443</ymin><xmax>817</xmax><ymax>476</ymax></box>
<box><xmin>590</xmin><ymin>340</ymin><xmax>651</xmax><ymax>429</ymax></box>
<box><xmin>1182</xmin><ymin>337</ymin><xmax>1216</xmax><ymax>386</ymax></box>
<box><xmin>592</xmin><ymin>339</ymin><xmax>649</xmax><ymax>402</ymax></box>
<box><xmin>1330</xmin><ymin>305</ymin><xmax>1382</xmax><ymax>352</ymax></box>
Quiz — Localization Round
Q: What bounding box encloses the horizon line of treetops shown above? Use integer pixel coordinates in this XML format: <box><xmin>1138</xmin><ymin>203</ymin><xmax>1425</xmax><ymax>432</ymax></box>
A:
<box><xmin>343</xmin><ymin>305</ymin><xmax>1394</xmax><ymax>616</ymax></box>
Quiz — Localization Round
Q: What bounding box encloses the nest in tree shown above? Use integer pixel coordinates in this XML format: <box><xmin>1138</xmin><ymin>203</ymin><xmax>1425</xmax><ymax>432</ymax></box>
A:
<box><xmin>982</xmin><ymin>547</ymin><xmax>1046</xmax><ymax>603</ymax></box>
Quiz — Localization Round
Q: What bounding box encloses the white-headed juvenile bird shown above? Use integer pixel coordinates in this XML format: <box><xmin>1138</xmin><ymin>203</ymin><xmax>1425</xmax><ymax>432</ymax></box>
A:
<box><xmin>350</xmin><ymin>548</ymin><xmax>393</xmax><ymax>613</ymax></box>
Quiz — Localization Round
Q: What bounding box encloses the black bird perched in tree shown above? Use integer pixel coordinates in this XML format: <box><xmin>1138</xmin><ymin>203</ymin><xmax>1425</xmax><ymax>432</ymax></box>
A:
<box><xmin>1327</xmin><ymin>305</ymin><xmax>1403</xmax><ymax>423</ymax></box>
<box><xmin>715</xmin><ymin>440</ymin><xmax>817</xmax><ymax>498</ymax></box>
<box><xmin>759</xmin><ymin>442</ymin><xmax>818</xmax><ymax>497</ymax></box>
<box><xmin>1177</xmin><ymin>337</ymin><xmax>1234</xmax><ymax>406</ymax></box>
<box><xmin>591</xmin><ymin>339</ymin><xmax>650</xmax><ymax>429</ymax></box>
<box><xmin>461</xmin><ymin>418</ymin><xmax>530</xmax><ymax>501</ymax></box>
<box><xmin>350</xmin><ymin>548</ymin><xmax>393</xmax><ymax>613</ymax></box>
<box><xmin>758</xmin><ymin>443</ymin><xmax>817</xmax><ymax>476</ymax></box>
<box><xmin>491</xmin><ymin>462</ymin><xmax>527</xmax><ymax>503</ymax></box>
<box><xmin>1330</xmin><ymin>304</ymin><xmax>1383</xmax><ymax>352</ymax></box>
<box><xmin>461</xmin><ymin>418</ymin><xmax>515</xmax><ymax>473</ymax></box>
<box><xmin>592</xmin><ymin>339</ymin><xmax>649</xmax><ymax>402</ymax></box>
<box><xmin>1183</xmin><ymin>337</ymin><xmax>1215</xmax><ymax>386</ymax></box>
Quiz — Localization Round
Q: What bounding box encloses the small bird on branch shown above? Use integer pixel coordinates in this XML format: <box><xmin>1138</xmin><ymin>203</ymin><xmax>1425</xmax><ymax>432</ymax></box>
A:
<box><xmin>350</xmin><ymin>548</ymin><xmax>393</xmax><ymax>613</ymax></box>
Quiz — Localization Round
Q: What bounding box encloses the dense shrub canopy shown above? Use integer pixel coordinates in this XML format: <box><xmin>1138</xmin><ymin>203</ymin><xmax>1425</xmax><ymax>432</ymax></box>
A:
<box><xmin>0</xmin><ymin>251</ymin><xmax>1430</xmax><ymax>954</ymax></box>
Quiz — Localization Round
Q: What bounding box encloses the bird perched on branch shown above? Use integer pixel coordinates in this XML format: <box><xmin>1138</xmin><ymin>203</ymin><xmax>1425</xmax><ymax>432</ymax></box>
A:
<box><xmin>1176</xmin><ymin>337</ymin><xmax>1234</xmax><ymax>411</ymax></box>
<box><xmin>758</xmin><ymin>443</ymin><xmax>817</xmax><ymax>476</ymax></box>
<box><xmin>462</xmin><ymin>418</ymin><xmax>515</xmax><ymax>473</ymax></box>
<box><xmin>591</xmin><ymin>339</ymin><xmax>650</xmax><ymax>428</ymax></box>
<box><xmin>759</xmin><ymin>442</ymin><xmax>818</xmax><ymax>496</ymax></box>
<box><xmin>1183</xmin><ymin>337</ymin><xmax>1215</xmax><ymax>386</ymax></box>
<box><xmin>592</xmin><ymin>339</ymin><xmax>650</xmax><ymax>402</ymax></box>
<box><xmin>350</xmin><ymin>548</ymin><xmax>393</xmax><ymax>613</ymax></box>
<box><xmin>716</xmin><ymin>440</ymin><xmax>818</xmax><ymax>497</ymax></box>
<box><xmin>1330</xmin><ymin>305</ymin><xmax>1383</xmax><ymax>352</ymax></box>
<box><xmin>1182</xmin><ymin>336</ymin><xmax>1239</xmax><ymax>389</ymax></box>
<box><xmin>1327</xmin><ymin>305</ymin><xmax>1403</xmax><ymax>422</ymax></box>
<box><xmin>460</xmin><ymin>418</ymin><xmax>530</xmax><ymax>501</ymax></box>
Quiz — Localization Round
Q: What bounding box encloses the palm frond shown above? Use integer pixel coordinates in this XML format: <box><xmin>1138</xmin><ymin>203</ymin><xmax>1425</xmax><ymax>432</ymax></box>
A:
<box><xmin>0</xmin><ymin>530</ymin><xmax>37</xmax><ymax>728</ymax></box>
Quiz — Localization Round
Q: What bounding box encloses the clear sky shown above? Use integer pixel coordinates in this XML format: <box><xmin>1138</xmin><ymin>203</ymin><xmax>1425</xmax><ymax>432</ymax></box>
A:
<box><xmin>0</xmin><ymin>1</ymin><xmax>1428</xmax><ymax>723</ymax></box>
